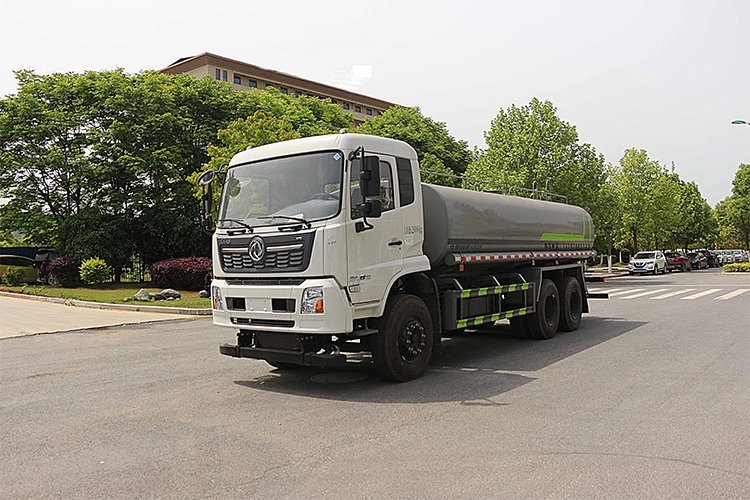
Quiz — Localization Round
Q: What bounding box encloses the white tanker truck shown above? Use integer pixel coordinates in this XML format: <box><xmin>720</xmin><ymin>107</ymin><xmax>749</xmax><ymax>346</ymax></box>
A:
<box><xmin>197</xmin><ymin>133</ymin><xmax>600</xmax><ymax>381</ymax></box>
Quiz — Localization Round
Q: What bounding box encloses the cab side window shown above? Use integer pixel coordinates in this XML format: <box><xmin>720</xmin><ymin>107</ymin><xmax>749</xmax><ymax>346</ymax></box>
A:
<box><xmin>351</xmin><ymin>159</ymin><xmax>395</xmax><ymax>218</ymax></box>
<box><xmin>396</xmin><ymin>157</ymin><xmax>414</xmax><ymax>206</ymax></box>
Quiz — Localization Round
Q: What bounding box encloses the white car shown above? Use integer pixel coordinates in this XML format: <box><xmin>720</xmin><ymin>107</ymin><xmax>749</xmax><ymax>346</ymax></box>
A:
<box><xmin>628</xmin><ymin>250</ymin><xmax>667</xmax><ymax>275</ymax></box>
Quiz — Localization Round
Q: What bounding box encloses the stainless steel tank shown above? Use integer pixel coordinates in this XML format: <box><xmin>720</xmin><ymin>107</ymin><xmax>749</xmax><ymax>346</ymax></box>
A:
<box><xmin>421</xmin><ymin>184</ymin><xmax>594</xmax><ymax>266</ymax></box>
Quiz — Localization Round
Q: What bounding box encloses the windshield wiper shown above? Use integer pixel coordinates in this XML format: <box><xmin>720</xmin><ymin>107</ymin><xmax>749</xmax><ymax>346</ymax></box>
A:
<box><xmin>216</xmin><ymin>218</ymin><xmax>254</xmax><ymax>233</ymax></box>
<box><xmin>257</xmin><ymin>215</ymin><xmax>312</xmax><ymax>229</ymax></box>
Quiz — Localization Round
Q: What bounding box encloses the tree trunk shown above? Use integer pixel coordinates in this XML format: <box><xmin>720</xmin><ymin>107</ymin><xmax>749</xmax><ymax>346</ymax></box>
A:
<box><xmin>113</xmin><ymin>267</ymin><xmax>122</xmax><ymax>283</ymax></box>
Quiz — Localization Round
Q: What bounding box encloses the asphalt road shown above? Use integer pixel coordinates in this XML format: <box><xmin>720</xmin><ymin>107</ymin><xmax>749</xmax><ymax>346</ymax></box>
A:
<box><xmin>1</xmin><ymin>268</ymin><xmax>748</xmax><ymax>498</ymax></box>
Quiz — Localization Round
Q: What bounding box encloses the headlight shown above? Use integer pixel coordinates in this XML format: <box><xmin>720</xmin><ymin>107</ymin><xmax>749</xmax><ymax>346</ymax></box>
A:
<box><xmin>646</xmin><ymin>262</ymin><xmax>654</xmax><ymax>267</ymax></box>
<box><xmin>301</xmin><ymin>286</ymin><xmax>324</xmax><ymax>314</ymax></box>
<box><xmin>211</xmin><ymin>286</ymin><xmax>223</xmax><ymax>310</ymax></box>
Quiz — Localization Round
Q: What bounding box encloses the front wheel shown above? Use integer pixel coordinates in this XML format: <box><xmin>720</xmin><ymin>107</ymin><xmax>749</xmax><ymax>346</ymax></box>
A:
<box><xmin>371</xmin><ymin>294</ymin><xmax>434</xmax><ymax>382</ymax></box>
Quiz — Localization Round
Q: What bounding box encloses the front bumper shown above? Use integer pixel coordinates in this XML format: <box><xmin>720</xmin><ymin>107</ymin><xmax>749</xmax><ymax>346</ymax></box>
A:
<box><xmin>211</xmin><ymin>277</ymin><xmax>353</xmax><ymax>334</ymax></box>
<box><xmin>219</xmin><ymin>343</ymin><xmax>347</xmax><ymax>366</ymax></box>
<box><xmin>629</xmin><ymin>267</ymin><xmax>654</xmax><ymax>273</ymax></box>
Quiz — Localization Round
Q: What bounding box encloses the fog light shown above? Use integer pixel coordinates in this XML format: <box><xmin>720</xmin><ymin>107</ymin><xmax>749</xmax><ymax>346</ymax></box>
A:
<box><xmin>302</xmin><ymin>286</ymin><xmax>324</xmax><ymax>314</ymax></box>
<box><xmin>211</xmin><ymin>286</ymin><xmax>223</xmax><ymax>310</ymax></box>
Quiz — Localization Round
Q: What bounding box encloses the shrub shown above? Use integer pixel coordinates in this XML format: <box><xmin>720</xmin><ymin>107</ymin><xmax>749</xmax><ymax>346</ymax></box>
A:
<box><xmin>723</xmin><ymin>263</ymin><xmax>750</xmax><ymax>272</ymax></box>
<box><xmin>47</xmin><ymin>256</ymin><xmax>80</xmax><ymax>286</ymax></box>
<box><xmin>80</xmin><ymin>257</ymin><xmax>112</xmax><ymax>285</ymax></box>
<box><xmin>150</xmin><ymin>257</ymin><xmax>212</xmax><ymax>291</ymax></box>
<box><xmin>3</xmin><ymin>267</ymin><xmax>24</xmax><ymax>285</ymax></box>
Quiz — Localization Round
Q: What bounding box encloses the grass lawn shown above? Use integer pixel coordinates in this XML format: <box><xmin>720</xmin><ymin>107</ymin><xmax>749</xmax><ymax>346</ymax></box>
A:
<box><xmin>0</xmin><ymin>282</ymin><xmax>210</xmax><ymax>308</ymax></box>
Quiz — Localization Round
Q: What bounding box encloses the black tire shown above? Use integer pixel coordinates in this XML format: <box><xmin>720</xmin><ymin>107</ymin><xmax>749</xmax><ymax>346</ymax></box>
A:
<box><xmin>371</xmin><ymin>294</ymin><xmax>434</xmax><ymax>382</ymax></box>
<box><xmin>652</xmin><ymin>265</ymin><xmax>659</xmax><ymax>275</ymax></box>
<box><xmin>46</xmin><ymin>273</ymin><xmax>59</xmax><ymax>286</ymax></box>
<box><xmin>266</xmin><ymin>361</ymin><xmax>302</xmax><ymax>371</ymax></box>
<box><xmin>524</xmin><ymin>279</ymin><xmax>560</xmax><ymax>340</ymax></box>
<box><xmin>559</xmin><ymin>277</ymin><xmax>582</xmax><ymax>332</ymax></box>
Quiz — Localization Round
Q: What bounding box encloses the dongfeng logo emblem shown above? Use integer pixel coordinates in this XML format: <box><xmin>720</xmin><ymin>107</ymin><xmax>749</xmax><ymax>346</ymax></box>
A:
<box><xmin>248</xmin><ymin>237</ymin><xmax>265</xmax><ymax>263</ymax></box>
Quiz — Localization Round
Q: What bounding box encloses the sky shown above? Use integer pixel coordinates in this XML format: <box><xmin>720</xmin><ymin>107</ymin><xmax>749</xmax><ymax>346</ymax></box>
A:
<box><xmin>1</xmin><ymin>0</ymin><xmax>748</xmax><ymax>205</ymax></box>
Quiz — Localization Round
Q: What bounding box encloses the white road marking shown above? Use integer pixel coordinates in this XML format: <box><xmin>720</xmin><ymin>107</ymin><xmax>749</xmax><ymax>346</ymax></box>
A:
<box><xmin>650</xmin><ymin>289</ymin><xmax>696</xmax><ymax>300</ymax></box>
<box><xmin>607</xmin><ymin>288</ymin><xmax>645</xmax><ymax>297</ymax></box>
<box><xmin>715</xmin><ymin>289</ymin><xmax>750</xmax><ymax>300</ymax></box>
<box><xmin>588</xmin><ymin>288</ymin><xmax>617</xmax><ymax>294</ymax></box>
<box><xmin>620</xmin><ymin>289</ymin><xmax>669</xmax><ymax>299</ymax></box>
<box><xmin>682</xmin><ymin>289</ymin><xmax>722</xmax><ymax>300</ymax></box>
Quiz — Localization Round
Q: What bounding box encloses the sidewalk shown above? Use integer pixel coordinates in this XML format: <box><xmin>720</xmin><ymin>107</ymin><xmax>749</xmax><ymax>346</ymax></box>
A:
<box><xmin>0</xmin><ymin>296</ymin><xmax>201</xmax><ymax>339</ymax></box>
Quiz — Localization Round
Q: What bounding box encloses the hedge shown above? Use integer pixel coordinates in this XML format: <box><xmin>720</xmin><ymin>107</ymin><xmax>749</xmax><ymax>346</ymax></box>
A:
<box><xmin>723</xmin><ymin>263</ymin><xmax>750</xmax><ymax>273</ymax></box>
<box><xmin>150</xmin><ymin>257</ymin><xmax>212</xmax><ymax>290</ymax></box>
<box><xmin>47</xmin><ymin>256</ymin><xmax>81</xmax><ymax>286</ymax></box>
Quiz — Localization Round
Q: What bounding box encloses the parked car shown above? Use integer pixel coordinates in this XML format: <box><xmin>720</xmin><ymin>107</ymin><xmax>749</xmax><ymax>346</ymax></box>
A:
<box><xmin>696</xmin><ymin>249</ymin><xmax>719</xmax><ymax>267</ymax></box>
<box><xmin>628</xmin><ymin>250</ymin><xmax>667</xmax><ymax>275</ymax></box>
<box><xmin>686</xmin><ymin>251</ymin><xmax>708</xmax><ymax>269</ymax></box>
<box><xmin>0</xmin><ymin>255</ymin><xmax>39</xmax><ymax>283</ymax></box>
<box><xmin>731</xmin><ymin>249</ymin><xmax>749</xmax><ymax>263</ymax></box>
<box><xmin>665</xmin><ymin>251</ymin><xmax>691</xmax><ymax>272</ymax></box>
<box><xmin>715</xmin><ymin>250</ymin><xmax>730</xmax><ymax>265</ymax></box>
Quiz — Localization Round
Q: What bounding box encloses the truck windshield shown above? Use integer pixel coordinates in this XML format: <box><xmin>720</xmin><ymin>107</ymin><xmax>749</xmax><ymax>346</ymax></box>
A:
<box><xmin>218</xmin><ymin>151</ymin><xmax>343</xmax><ymax>228</ymax></box>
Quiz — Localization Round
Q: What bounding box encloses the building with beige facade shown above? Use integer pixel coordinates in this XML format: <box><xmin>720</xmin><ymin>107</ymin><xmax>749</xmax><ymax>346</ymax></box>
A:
<box><xmin>161</xmin><ymin>52</ymin><xmax>396</xmax><ymax>126</ymax></box>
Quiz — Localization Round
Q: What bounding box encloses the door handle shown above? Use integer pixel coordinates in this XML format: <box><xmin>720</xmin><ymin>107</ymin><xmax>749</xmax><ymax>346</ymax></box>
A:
<box><xmin>388</xmin><ymin>240</ymin><xmax>402</xmax><ymax>246</ymax></box>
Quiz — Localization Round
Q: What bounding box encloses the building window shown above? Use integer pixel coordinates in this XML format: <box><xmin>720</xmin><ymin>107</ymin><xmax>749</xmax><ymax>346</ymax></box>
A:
<box><xmin>280</xmin><ymin>87</ymin><xmax>288</xmax><ymax>95</ymax></box>
<box><xmin>377</xmin><ymin>111</ymin><xmax>383</xmax><ymax>116</ymax></box>
<box><xmin>215</xmin><ymin>68</ymin><xmax>221</xmax><ymax>80</ymax></box>
<box><xmin>249</xmin><ymin>79</ymin><xmax>257</xmax><ymax>88</ymax></box>
<box><xmin>396</xmin><ymin>158</ymin><xmax>415</xmax><ymax>206</ymax></box>
<box><xmin>222</xmin><ymin>70</ymin><xmax>228</xmax><ymax>82</ymax></box>
<box><xmin>343</xmin><ymin>102</ymin><xmax>350</xmax><ymax>110</ymax></box>
<box><xmin>366</xmin><ymin>108</ymin><xmax>373</xmax><ymax>116</ymax></box>
<box><xmin>266</xmin><ymin>82</ymin><xmax>274</xmax><ymax>88</ymax></box>
<box><xmin>294</xmin><ymin>90</ymin><xmax>301</xmax><ymax>98</ymax></box>
<box><xmin>331</xmin><ymin>98</ymin><xmax>338</xmax><ymax>104</ymax></box>
<box><xmin>354</xmin><ymin>105</ymin><xmax>362</xmax><ymax>113</ymax></box>
<box><xmin>233</xmin><ymin>74</ymin><xmax>241</xmax><ymax>85</ymax></box>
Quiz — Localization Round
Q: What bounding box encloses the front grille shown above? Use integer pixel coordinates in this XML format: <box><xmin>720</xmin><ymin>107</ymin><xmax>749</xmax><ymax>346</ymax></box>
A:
<box><xmin>226</xmin><ymin>278</ymin><xmax>306</xmax><ymax>286</ymax></box>
<box><xmin>231</xmin><ymin>317</ymin><xmax>296</xmax><ymax>328</ymax></box>
<box><xmin>221</xmin><ymin>248</ymin><xmax>305</xmax><ymax>270</ymax></box>
<box><xmin>218</xmin><ymin>231</ymin><xmax>314</xmax><ymax>273</ymax></box>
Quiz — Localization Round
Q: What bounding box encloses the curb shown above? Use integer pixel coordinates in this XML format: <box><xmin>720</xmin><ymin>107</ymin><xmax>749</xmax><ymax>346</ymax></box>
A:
<box><xmin>1</xmin><ymin>317</ymin><xmax>199</xmax><ymax>340</ymax></box>
<box><xmin>0</xmin><ymin>291</ymin><xmax>211</xmax><ymax>315</ymax></box>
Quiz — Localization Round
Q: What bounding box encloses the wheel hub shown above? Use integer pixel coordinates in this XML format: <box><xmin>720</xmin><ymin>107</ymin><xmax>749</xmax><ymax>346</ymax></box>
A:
<box><xmin>398</xmin><ymin>319</ymin><xmax>426</xmax><ymax>362</ymax></box>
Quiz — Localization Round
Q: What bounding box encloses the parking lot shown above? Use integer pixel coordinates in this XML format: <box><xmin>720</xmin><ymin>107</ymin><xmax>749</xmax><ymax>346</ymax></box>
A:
<box><xmin>1</xmin><ymin>267</ymin><xmax>748</xmax><ymax>497</ymax></box>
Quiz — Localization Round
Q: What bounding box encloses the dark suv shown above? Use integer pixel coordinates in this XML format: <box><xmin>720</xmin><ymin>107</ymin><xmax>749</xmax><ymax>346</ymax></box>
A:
<box><xmin>664</xmin><ymin>251</ymin><xmax>691</xmax><ymax>272</ymax></box>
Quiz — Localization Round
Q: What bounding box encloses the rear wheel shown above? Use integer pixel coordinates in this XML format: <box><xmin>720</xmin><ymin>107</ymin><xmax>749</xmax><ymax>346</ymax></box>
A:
<box><xmin>371</xmin><ymin>294</ymin><xmax>434</xmax><ymax>382</ymax></box>
<box><xmin>559</xmin><ymin>277</ymin><xmax>582</xmax><ymax>332</ymax></box>
<box><xmin>524</xmin><ymin>279</ymin><xmax>560</xmax><ymax>339</ymax></box>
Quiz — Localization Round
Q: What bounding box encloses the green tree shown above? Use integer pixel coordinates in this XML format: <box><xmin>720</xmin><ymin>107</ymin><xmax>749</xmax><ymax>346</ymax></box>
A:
<box><xmin>0</xmin><ymin>70</ymin><xmax>246</xmax><ymax>277</ymax></box>
<box><xmin>613</xmin><ymin>148</ymin><xmax>664</xmax><ymax>253</ymax></box>
<box><xmin>356</xmin><ymin>106</ymin><xmax>472</xmax><ymax>179</ymax></box>
<box><xmin>715</xmin><ymin>196</ymin><xmax>742</xmax><ymax>248</ymax></box>
<box><xmin>674</xmin><ymin>181</ymin><xmax>714</xmax><ymax>250</ymax></box>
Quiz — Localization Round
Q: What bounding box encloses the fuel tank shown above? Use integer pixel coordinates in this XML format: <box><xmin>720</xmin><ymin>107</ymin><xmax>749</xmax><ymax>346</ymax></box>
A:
<box><xmin>421</xmin><ymin>184</ymin><xmax>594</xmax><ymax>267</ymax></box>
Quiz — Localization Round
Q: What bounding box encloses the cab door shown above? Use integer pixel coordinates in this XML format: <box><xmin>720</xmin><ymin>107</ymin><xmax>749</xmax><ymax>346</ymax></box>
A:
<box><xmin>346</xmin><ymin>155</ymin><xmax>403</xmax><ymax>304</ymax></box>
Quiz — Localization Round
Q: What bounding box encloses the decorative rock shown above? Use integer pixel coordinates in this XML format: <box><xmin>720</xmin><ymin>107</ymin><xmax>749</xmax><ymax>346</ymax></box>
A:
<box><xmin>166</xmin><ymin>297</ymin><xmax>174</xmax><ymax>301</ymax></box>
<box><xmin>159</xmin><ymin>288</ymin><xmax>181</xmax><ymax>299</ymax></box>
<box><xmin>133</xmin><ymin>288</ymin><xmax>151</xmax><ymax>301</ymax></box>
<box><xmin>199</xmin><ymin>290</ymin><xmax>209</xmax><ymax>298</ymax></box>
<box><xmin>150</xmin><ymin>292</ymin><xmax>166</xmax><ymax>301</ymax></box>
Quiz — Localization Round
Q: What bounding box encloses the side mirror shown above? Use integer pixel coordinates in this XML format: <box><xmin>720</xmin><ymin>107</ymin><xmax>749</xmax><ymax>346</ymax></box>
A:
<box><xmin>200</xmin><ymin>182</ymin><xmax>214</xmax><ymax>234</ymax></box>
<box><xmin>362</xmin><ymin>197</ymin><xmax>382</xmax><ymax>218</ymax></box>
<box><xmin>360</xmin><ymin>156</ymin><xmax>380</xmax><ymax>198</ymax></box>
